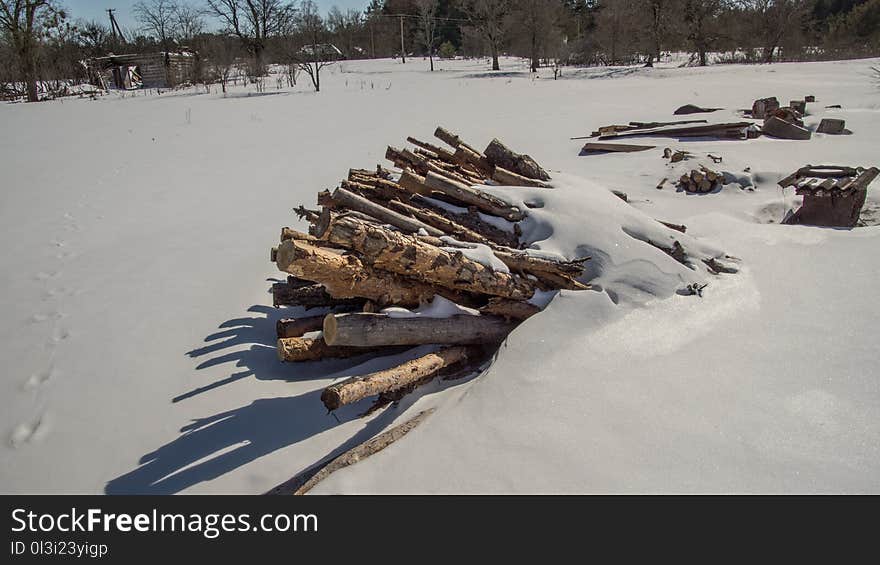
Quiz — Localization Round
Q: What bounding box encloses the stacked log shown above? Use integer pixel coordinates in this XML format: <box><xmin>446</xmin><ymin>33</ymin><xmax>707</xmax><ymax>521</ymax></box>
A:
<box><xmin>678</xmin><ymin>165</ymin><xmax>725</xmax><ymax>193</ymax></box>
<box><xmin>268</xmin><ymin>127</ymin><xmax>590</xmax><ymax>413</ymax></box>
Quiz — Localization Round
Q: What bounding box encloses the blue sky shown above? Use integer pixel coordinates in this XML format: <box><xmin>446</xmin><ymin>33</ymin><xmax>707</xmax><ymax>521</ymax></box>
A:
<box><xmin>65</xmin><ymin>0</ymin><xmax>369</xmax><ymax>30</ymax></box>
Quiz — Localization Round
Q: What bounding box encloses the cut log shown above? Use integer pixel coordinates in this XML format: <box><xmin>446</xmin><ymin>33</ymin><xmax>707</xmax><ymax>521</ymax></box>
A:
<box><xmin>479</xmin><ymin>298</ymin><xmax>541</xmax><ymax>320</ymax></box>
<box><xmin>397</xmin><ymin>170</ymin><xmax>435</xmax><ymax>197</ymax></box>
<box><xmin>320</xmin><ymin>187</ymin><xmax>444</xmax><ymax>236</ymax></box>
<box><xmin>272</xmin><ymin>282</ymin><xmax>364</xmax><ymax>309</ymax></box>
<box><xmin>323</xmin><ymin>313</ymin><xmax>518</xmax><ymax>347</ymax></box>
<box><xmin>275</xmin><ymin>239</ymin><xmax>445</xmax><ymax>307</ymax></box>
<box><xmin>453</xmin><ymin>146</ymin><xmax>494</xmax><ymax>176</ymax></box>
<box><xmin>406</xmin><ymin>136</ymin><xmax>457</xmax><ymax>163</ymax></box>
<box><xmin>321</xmin><ymin>346</ymin><xmax>474</xmax><ymax>410</ymax></box>
<box><xmin>276</xmin><ymin>316</ymin><xmax>326</xmax><ymax>338</ymax></box>
<box><xmin>424</xmin><ymin>171</ymin><xmax>525</xmax><ymax>221</ymax></box>
<box><xmin>484</xmin><ymin>138</ymin><xmax>551</xmax><ymax>181</ymax></box>
<box><xmin>265</xmin><ymin>409</ymin><xmax>435</xmax><ymax>495</ymax></box>
<box><xmin>281</xmin><ymin>227</ymin><xmax>318</xmax><ymax>243</ymax></box>
<box><xmin>491</xmin><ymin>165</ymin><xmax>550</xmax><ymax>188</ymax></box>
<box><xmin>408</xmin><ymin>193</ymin><xmax>520</xmax><ymax>248</ymax></box>
<box><xmin>434</xmin><ymin>126</ymin><xmax>483</xmax><ymax>156</ymax></box>
<box><xmin>277</xmin><ymin>337</ymin><xmax>367</xmax><ymax>362</ymax></box>
<box><xmin>317</xmin><ymin>215</ymin><xmax>535</xmax><ymax>300</ymax></box>
<box><xmin>386</xmin><ymin>199</ymin><xmax>492</xmax><ymax>245</ymax></box>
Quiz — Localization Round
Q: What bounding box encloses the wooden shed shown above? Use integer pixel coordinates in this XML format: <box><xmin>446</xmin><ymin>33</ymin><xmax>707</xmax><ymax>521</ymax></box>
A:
<box><xmin>86</xmin><ymin>51</ymin><xmax>197</xmax><ymax>90</ymax></box>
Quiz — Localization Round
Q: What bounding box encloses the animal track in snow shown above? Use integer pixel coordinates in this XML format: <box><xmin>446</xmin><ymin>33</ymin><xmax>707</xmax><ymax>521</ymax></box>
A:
<box><xmin>23</xmin><ymin>366</ymin><xmax>57</xmax><ymax>390</ymax></box>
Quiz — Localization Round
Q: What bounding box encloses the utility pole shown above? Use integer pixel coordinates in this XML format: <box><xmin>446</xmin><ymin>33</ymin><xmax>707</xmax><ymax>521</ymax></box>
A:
<box><xmin>107</xmin><ymin>9</ymin><xmax>125</xmax><ymax>44</ymax></box>
<box><xmin>399</xmin><ymin>15</ymin><xmax>405</xmax><ymax>64</ymax></box>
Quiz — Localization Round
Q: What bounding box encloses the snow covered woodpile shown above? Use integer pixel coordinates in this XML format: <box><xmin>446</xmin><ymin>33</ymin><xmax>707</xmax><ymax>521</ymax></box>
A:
<box><xmin>269</xmin><ymin>127</ymin><xmax>591</xmax><ymax>413</ymax></box>
<box><xmin>678</xmin><ymin>165</ymin><xmax>726</xmax><ymax>193</ymax></box>
<box><xmin>780</xmin><ymin>165</ymin><xmax>880</xmax><ymax>227</ymax></box>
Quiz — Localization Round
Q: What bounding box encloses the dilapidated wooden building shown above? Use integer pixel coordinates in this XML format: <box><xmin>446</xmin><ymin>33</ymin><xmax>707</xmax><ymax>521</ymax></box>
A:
<box><xmin>85</xmin><ymin>51</ymin><xmax>197</xmax><ymax>90</ymax></box>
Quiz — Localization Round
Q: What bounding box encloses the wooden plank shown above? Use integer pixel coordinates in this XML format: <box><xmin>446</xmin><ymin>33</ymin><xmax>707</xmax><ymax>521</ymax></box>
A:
<box><xmin>581</xmin><ymin>142</ymin><xmax>656</xmax><ymax>154</ymax></box>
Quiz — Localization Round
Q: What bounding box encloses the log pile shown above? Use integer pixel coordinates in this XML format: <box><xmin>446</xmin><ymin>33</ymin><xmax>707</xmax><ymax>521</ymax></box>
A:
<box><xmin>678</xmin><ymin>165</ymin><xmax>725</xmax><ymax>193</ymax></box>
<box><xmin>268</xmin><ymin>127</ymin><xmax>590</xmax><ymax>413</ymax></box>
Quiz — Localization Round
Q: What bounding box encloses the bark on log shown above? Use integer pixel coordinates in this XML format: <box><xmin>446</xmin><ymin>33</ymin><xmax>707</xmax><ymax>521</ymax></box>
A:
<box><xmin>321</xmin><ymin>346</ymin><xmax>474</xmax><ymax>410</ymax></box>
<box><xmin>277</xmin><ymin>337</ymin><xmax>368</xmax><ymax>362</ymax></box>
<box><xmin>424</xmin><ymin>171</ymin><xmax>525</xmax><ymax>221</ymax></box>
<box><xmin>276</xmin><ymin>316</ymin><xmax>326</xmax><ymax>338</ymax></box>
<box><xmin>484</xmin><ymin>138</ymin><xmax>551</xmax><ymax>181</ymax></box>
<box><xmin>265</xmin><ymin>408</ymin><xmax>435</xmax><ymax>495</ymax></box>
<box><xmin>323</xmin><ymin>313</ymin><xmax>518</xmax><ymax>347</ymax></box>
<box><xmin>272</xmin><ymin>282</ymin><xmax>365</xmax><ymax>309</ymax></box>
<box><xmin>275</xmin><ymin>239</ymin><xmax>444</xmax><ymax>307</ymax></box>
<box><xmin>398</xmin><ymin>170</ymin><xmax>435</xmax><ymax>197</ymax></box>
<box><xmin>319</xmin><ymin>187</ymin><xmax>444</xmax><ymax>236</ymax></box>
<box><xmin>479</xmin><ymin>298</ymin><xmax>542</xmax><ymax>320</ymax></box>
<box><xmin>317</xmin><ymin>215</ymin><xmax>535</xmax><ymax>300</ymax></box>
<box><xmin>453</xmin><ymin>146</ymin><xmax>494</xmax><ymax>176</ymax></box>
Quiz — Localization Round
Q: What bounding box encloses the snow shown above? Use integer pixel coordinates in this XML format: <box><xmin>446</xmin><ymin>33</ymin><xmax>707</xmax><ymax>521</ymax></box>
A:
<box><xmin>1</xmin><ymin>55</ymin><xmax>879</xmax><ymax>494</ymax></box>
<box><xmin>439</xmin><ymin>237</ymin><xmax>511</xmax><ymax>274</ymax></box>
<box><xmin>382</xmin><ymin>296</ymin><xmax>480</xmax><ymax>319</ymax></box>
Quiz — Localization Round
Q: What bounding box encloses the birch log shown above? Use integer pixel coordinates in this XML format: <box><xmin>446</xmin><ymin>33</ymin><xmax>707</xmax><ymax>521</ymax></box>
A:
<box><xmin>323</xmin><ymin>313</ymin><xmax>518</xmax><ymax>347</ymax></box>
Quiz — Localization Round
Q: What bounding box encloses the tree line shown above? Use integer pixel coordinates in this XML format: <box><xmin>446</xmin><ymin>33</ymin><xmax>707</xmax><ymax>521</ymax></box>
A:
<box><xmin>2</xmin><ymin>0</ymin><xmax>878</xmax><ymax>101</ymax></box>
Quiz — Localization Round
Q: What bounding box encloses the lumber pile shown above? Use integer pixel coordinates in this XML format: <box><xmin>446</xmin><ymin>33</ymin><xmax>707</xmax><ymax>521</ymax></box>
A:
<box><xmin>677</xmin><ymin>165</ymin><xmax>725</xmax><ymax>193</ymax></box>
<box><xmin>780</xmin><ymin>165</ymin><xmax>879</xmax><ymax>227</ymax></box>
<box><xmin>268</xmin><ymin>127</ymin><xmax>590</xmax><ymax>413</ymax></box>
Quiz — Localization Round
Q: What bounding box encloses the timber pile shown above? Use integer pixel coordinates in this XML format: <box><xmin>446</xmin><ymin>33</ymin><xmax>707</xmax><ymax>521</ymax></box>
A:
<box><xmin>780</xmin><ymin>165</ymin><xmax>879</xmax><ymax>227</ymax></box>
<box><xmin>678</xmin><ymin>165</ymin><xmax>725</xmax><ymax>193</ymax></box>
<box><xmin>268</xmin><ymin>127</ymin><xmax>589</xmax><ymax>414</ymax></box>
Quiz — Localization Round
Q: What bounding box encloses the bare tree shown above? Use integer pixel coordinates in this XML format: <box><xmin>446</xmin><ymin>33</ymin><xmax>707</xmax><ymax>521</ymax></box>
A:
<box><xmin>327</xmin><ymin>6</ymin><xmax>361</xmax><ymax>58</ymax></box>
<box><xmin>174</xmin><ymin>2</ymin><xmax>205</xmax><ymax>44</ymax></box>
<box><xmin>206</xmin><ymin>0</ymin><xmax>296</xmax><ymax>74</ymax></box>
<box><xmin>133</xmin><ymin>0</ymin><xmax>178</xmax><ymax>50</ymax></box>
<box><xmin>738</xmin><ymin>0</ymin><xmax>808</xmax><ymax>62</ymax></box>
<box><xmin>295</xmin><ymin>0</ymin><xmax>332</xmax><ymax>92</ymax></box>
<box><xmin>510</xmin><ymin>0</ymin><xmax>560</xmax><ymax>72</ymax></box>
<box><xmin>463</xmin><ymin>0</ymin><xmax>511</xmax><ymax>71</ymax></box>
<box><xmin>0</xmin><ymin>0</ymin><xmax>64</xmax><ymax>102</ymax></box>
<box><xmin>643</xmin><ymin>0</ymin><xmax>677</xmax><ymax>65</ymax></box>
<box><xmin>202</xmin><ymin>32</ymin><xmax>240</xmax><ymax>92</ymax></box>
<box><xmin>415</xmin><ymin>0</ymin><xmax>438</xmax><ymax>71</ymax></box>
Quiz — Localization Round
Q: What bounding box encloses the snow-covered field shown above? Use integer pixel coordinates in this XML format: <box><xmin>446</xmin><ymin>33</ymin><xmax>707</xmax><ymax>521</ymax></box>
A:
<box><xmin>1</xmin><ymin>56</ymin><xmax>879</xmax><ymax>494</ymax></box>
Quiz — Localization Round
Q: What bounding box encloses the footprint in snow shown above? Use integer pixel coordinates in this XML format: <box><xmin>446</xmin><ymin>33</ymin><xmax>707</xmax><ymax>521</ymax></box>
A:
<box><xmin>9</xmin><ymin>414</ymin><xmax>50</xmax><ymax>448</ymax></box>
<box><xmin>23</xmin><ymin>367</ymin><xmax>57</xmax><ymax>390</ymax></box>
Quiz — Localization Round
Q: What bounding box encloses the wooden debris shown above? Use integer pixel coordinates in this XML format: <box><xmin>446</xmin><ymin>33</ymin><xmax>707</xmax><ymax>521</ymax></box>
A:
<box><xmin>272</xmin><ymin>281</ymin><xmax>364</xmax><ymax>309</ymax></box>
<box><xmin>266</xmin><ymin>408</ymin><xmax>435</xmax><ymax>495</ymax></box>
<box><xmin>323</xmin><ymin>313</ymin><xmax>519</xmax><ymax>347</ymax></box>
<box><xmin>276</xmin><ymin>316</ymin><xmax>325</xmax><ymax>338</ymax></box>
<box><xmin>780</xmin><ymin>165</ymin><xmax>878</xmax><ymax>227</ymax></box>
<box><xmin>817</xmin><ymin>118</ymin><xmax>847</xmax><ymax>135</ymax></box>
<box><xmin>751</xmin><ymin>97</ymin><xmax>780</xmax><ymax>119</ymax></box>
<box><xmin>805</xmin><ymin>95</ymin><xmax>815</xmax><ymax>103</ymax></box>
<box><xmin>678</xmin><ymin>166</ymin><xmax>724</xmax><ymax>193</ymax></box>
<box><xmin>674</xmin><ymin>104</ymin><xmax>722</xmax><ymax>115</ymax></box>
<box><xmin>762</xmin><ymin>116</ymin><xmax>811</xmax><ymax>140</ymax></box>
<box><xmin>599</xmin><ymin>122</ymin><xmax>753</xmax><ymax>140</ymax></box>
<box><xmin>581</xmin><ymin>142</ymin><xmax>655</xmax><ymax>154</ymax></box>
<box><xmin>656</xmin><ymin>177</ymin><xmax>668</xmax><ymax>189</ymax></box>
<box><xmin>423</xmin><ymin>171</ymin><xmax>525</xmax><ymax>221</ymax></box>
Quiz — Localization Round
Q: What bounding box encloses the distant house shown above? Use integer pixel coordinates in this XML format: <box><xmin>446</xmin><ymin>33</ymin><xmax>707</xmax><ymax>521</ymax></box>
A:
<box><xmin>85</xmin><ymin>51</ymin><xmax>197</xmax><ymax>90</ymax></box>
<box><xmin>298</xmin><ymin>44</ymin><xmax>344</xmax><ymax>61</ymax></box>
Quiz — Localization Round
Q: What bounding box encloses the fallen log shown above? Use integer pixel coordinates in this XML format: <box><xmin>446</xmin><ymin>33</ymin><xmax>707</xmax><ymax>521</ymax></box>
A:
<box><xmin>321</xmin><ymin>346</ymin><xmax>474</xmax><ymax>410</ymax></box>
<box><xmin>319</xmin><ymin>187</ymin><xmax>444</xmax><ymax>236</ymax></box>
<box><xmin>275</xmin><ymin>239</ymin><xmax>447</xmax><ymax>307</ymax></box>
<box><xmin>281</xmin><ymin>227</ymin><xmax>318</xmax><ymax>243</ymax></box>
<box><xmin>484</xmin><ymin>138</ymin><xmax>551</xmax><ymax>181</ymax></box>
<box><xmin>318</xmin><ymin>215</ymin><xmax>535</xmax><ymax>300</ymax></box>
<box><xmin>406</xmin><ymin>136</ymin><xmax>457</xmax><ymax>163</ymax></box>
<box><xmin>277</xmin><ymin>336</ymin><xmax>369</xmax><ymax>362</ymax></box>
<box><xmin>272</xmin><ymin>282</ymin><xmax>364</xmax><ymax>309</ymax></box>
<box><xmin>265</xmin><ymin>408</ymin><xmax>435</xmax><ymax>495</ymax></box>
<box><xmin>492</xmin><ymin>166</ymin><xmax>550</xmax><ymax>188</ymax></box>
<box><xmin>453</xmin><ymin>146</ymin><xmax>494</xmax><ymax>176</ymax></box>
<box><xmin>424</xmin><ymin>171</ymin><xmax>525</xmax><ymax>221</ymax></box>
<box><xmin>276</xmin><ymin>316</ymin><xmax>326</xmax><ymax>338</ymax></box>
<box><xmin>658</xmin><ymin>220</ymin><xmax>687</xmax><ymax>233</ymax></box>
<box><xmin>407</xmin><ymin>191</ymin><xmax>520</xmax><ymax>248</ymax></box>
<box><xmin>323</xmin><ymin>312</ymin><xmax>518</xmax><ymax>347</ymax></box>
<box><xmin>580</xmin><ymin>142</ymin><xmax>656</xmax><ymax>153</ymax></box>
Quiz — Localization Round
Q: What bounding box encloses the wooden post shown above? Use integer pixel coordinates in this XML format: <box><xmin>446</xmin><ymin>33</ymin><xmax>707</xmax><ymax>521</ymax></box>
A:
<box><xmin>399</xmin><ymin>16</ymin><xmax>405</xmax><ymax>64</ymax></box>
